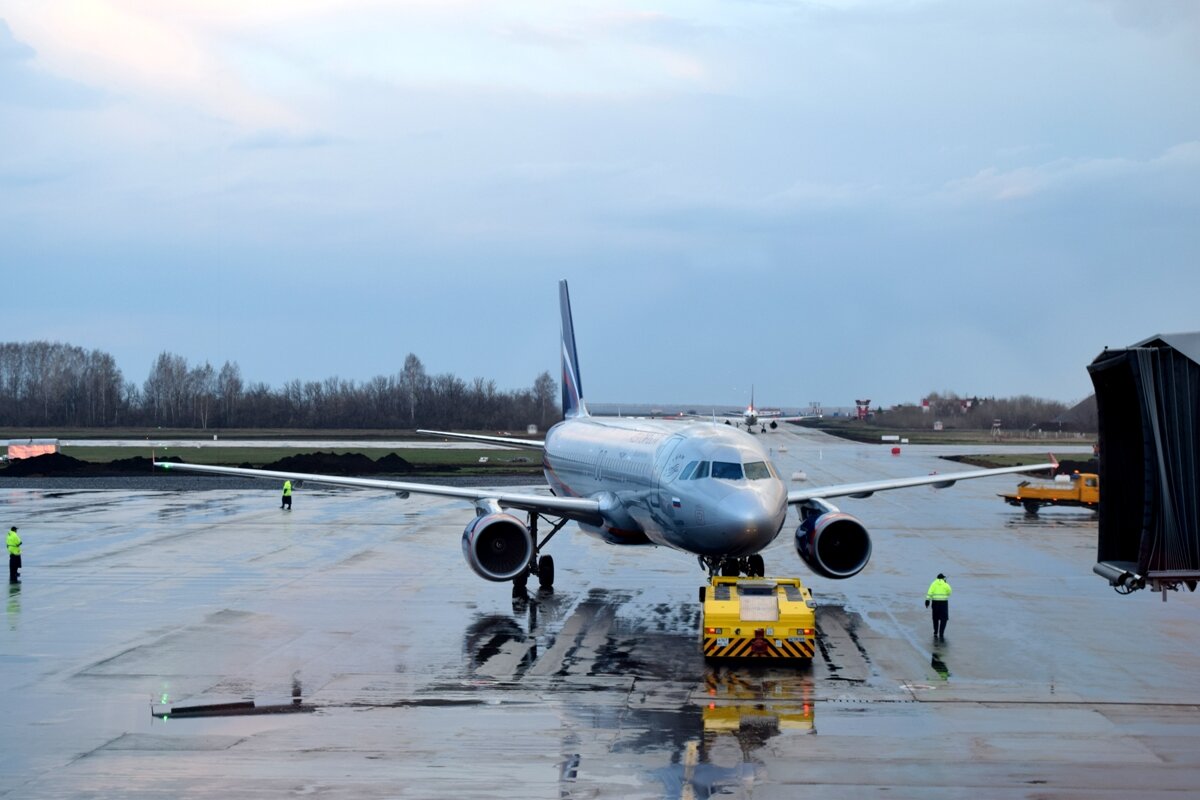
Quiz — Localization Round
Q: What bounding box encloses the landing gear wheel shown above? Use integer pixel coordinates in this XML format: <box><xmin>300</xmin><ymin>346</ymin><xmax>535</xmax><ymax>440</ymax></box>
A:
<box><xmin>747</xmin><ymin>554</ymin><xmax>765</xmax><ymax>578</ymax></box>
<box><xmin>720</xmin><ymin>561</ymin><xmax>741</xmax><ymax>577</ymax></box>
<box><xmin>513</xmin><ymin>569</ymin><xmax>529</xmax><ymax>592</ymax></box>
<box><xmin>537</xmin><ymin>555</ymin><xmax>555</xmax><ymax>589</ymax></box>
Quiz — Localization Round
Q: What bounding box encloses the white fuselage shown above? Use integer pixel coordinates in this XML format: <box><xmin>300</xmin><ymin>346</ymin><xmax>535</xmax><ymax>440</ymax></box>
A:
<box><xmin>542</xmin><ymin>416</ymin><xmax>788</xmax><ymax>556</ymax></box>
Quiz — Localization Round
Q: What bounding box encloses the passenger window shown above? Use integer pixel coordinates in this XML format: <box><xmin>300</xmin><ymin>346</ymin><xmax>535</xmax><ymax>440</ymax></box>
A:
<box><xmin>679</xmin><ymin>461</ymin><xmax>698</xmax><ymax>481</ymax></box>
<box><xmin>743</xmin><ymin>461</ymin><xmax>771</xmax><ymax>480</ymax></box>
<box><xmin>693</xmin><ymin>461</ymin><xmax>710</xmax><ymax>479</ymax></box>
<box><xmin>712</xmin><ymin>461</ymin><xmax>743</xmax><ymax>480</ymax></box>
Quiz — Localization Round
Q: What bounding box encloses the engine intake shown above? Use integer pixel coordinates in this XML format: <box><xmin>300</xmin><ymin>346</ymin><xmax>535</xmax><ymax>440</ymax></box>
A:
<box><xmin>794</xmin><ymin>511</ymin><xmax>872</xmax><ymax>579</ymax></box>
<box><xmin>462</xmin><ymin>512</ymin><xmax>533</xmax><ymax>581</ymax></box>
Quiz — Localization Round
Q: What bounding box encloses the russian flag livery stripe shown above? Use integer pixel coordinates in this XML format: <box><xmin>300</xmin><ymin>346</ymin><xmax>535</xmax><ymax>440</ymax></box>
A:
<box><xmin>559</xmin><ymin>280</ymin><xmax>588</xmax><ymax>418</ymax></box>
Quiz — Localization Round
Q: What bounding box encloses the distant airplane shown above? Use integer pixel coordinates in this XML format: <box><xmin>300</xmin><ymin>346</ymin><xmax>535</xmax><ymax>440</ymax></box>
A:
<box><xmin>157</xmin><ymin>281</ymin><xmax>1053</xmax><ymax>591</ymax></box>
<box><xmin>720</xmin><ymin>387</ymin><xmax>818</xmax><ymax>433</ymax></box>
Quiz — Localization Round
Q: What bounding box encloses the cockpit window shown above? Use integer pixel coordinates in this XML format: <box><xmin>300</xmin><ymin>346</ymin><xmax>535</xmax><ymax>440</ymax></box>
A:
<box><xmin>679</xmin><ymin>461</ymin><xmax>698</xmax><ymax>481</ymax></box>
<box><xmin>693</xmin><ymin>461</ymin><xmax>710</xmax><ymax>479</ymax></box>
<box><xmin>711</xmin><ymin>461</ymin><xmax>743</xmax><ymax>480</ymax></box>
<box><xmin>743</xmin><ymin>461</ymin><xmax>771</xmax><ymax>480</ymax></box>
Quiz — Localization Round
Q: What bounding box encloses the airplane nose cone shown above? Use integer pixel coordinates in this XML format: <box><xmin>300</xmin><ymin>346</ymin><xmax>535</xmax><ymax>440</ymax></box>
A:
<box><xmin>717</xmin><ymin>492</ymin><xmax>783</xmax><ymax>551</ymax></box>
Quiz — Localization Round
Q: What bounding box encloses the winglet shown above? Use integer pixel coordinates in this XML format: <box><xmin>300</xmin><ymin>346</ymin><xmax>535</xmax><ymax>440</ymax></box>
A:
<box><xmin>559</xmin><ymin>280</ymin><xmax>589</xmax><ymax>418</ymax></box>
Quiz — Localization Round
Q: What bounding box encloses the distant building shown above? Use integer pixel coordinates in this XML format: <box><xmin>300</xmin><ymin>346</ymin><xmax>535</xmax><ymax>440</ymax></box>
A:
<box><xmin>6</xmin><ymin>439</ymin><xmax>59</xmax><ymax>460</ymax></box>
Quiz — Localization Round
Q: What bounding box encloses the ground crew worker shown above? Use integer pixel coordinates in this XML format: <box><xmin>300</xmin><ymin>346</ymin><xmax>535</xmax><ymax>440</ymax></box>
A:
<box><xmin>281</xmin><ymin>480</ymin><xmax>292</xmax><ymax>510</ymax></box>
<box><xmin>7</xmin><ymin>526</ymin><xmax>21</xmax><ymax>583</ymax></box>
<box><xmin>925</xmin><ymin>573</ymin><xmax>952</xmax><ymax>639</ymax></box>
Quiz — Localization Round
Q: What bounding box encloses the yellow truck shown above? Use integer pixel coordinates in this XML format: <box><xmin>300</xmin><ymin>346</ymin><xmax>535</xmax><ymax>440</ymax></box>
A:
<box><xmin>1000</xmin><ymin>472</ymin><xmax>1099</xmax><ymax>514</ymax></box>
<box><xmin>700</xmin><ymin>576</ymin><xmax>816</xmax><ymax>660</ymax></box>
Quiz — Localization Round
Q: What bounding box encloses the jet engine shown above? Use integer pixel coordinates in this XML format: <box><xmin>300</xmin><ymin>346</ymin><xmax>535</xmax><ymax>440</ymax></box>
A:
<box><xmin>794</xmin><ymin>506</ymin><xmax>872</xmax><ymax>579</ymax></box>
<box><xmin>461</xmin><ymin>512</ymin><xmax>533</xmax><ymax>581</ymax></box>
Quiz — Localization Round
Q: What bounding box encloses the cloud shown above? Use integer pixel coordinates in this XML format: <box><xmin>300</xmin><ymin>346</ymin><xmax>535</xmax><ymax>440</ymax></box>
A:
<box><xmin>939</xmin><ymin>141</ymin><xmax>1200</xmax><ymax>203</ymax></box>
<box><xmin>0</xmin><ymin>18</ymin><xmax>101</xmax><ymax>108</ymax></box>
<box><xmin>1092</xmin><ymin>0</ymin><xmax>1200</xmax><ymax>39</ymax></box>
<box><xmin>232</xmin><ymin>130</ymin><xmax>344</xmax><ymax>150</ymax></box>
<box><xmin>0</xmin><ymin>18</ymin><xmax>34</xmax><ymax>61</ymax></box>
<box><xmin>3</xmin><ymin>4</ymin><xmax>300</xmax><ymax>128</ymax></box>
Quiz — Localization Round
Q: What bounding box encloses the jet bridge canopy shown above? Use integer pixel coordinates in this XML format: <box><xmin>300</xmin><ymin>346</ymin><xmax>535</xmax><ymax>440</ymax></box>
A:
<box><xmin>1088</xmin><ymin>332</ymin><xmax>1200</xmax><ymax>596</ymax></box>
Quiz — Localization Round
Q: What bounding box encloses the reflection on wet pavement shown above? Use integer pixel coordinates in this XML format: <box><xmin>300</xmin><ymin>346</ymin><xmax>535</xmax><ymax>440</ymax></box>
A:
<box><xmin>930</xmin><ymin>651</ymin><xmax>950</xmax><ymax>680</ymax></box>
<box><xmin>6</xmin><ymin>582</ymin><xmax>19</xmax><ymax>630</ymax></box>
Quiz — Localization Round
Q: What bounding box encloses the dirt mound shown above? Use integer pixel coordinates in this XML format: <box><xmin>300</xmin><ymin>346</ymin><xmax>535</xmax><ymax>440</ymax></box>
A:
<box><xmin>261</xmin><ymin>451</ymin><xmax>419</xmax><ymax>475</ymax></box>
<box><xmin>3</xmin><ymin>450</ymin><xmax>430</xmax><ymax>478</ymax></box>
<box><xmin>375</xmin><ymin>453</ymin><xmax>414</xmax><ymax>473</ymax></box>
<box><xmin>107</xmin><ymin>455</ymin><xmax>161</xmax><ymax>473</ymax></box>
<box><xmin>942</xmin><ymin>455</ymin><xmax>1097</xmax><ymax>476</ymax></box>
<box><xmin>1053</xmin><ymin>458</ymin><xmax>1098</xmax><ymax>476</ymax></box>
<box><xmin>3</xmin><ymin>452</ymin><xmax>91</xmax><ymax>475</ymax></box>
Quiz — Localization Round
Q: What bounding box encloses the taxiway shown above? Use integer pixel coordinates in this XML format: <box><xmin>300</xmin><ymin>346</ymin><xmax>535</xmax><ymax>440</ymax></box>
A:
<box><xmin>1</xmin><ymin>428</ymin><xmax>1197</xmax><ymax>798</ymax></box>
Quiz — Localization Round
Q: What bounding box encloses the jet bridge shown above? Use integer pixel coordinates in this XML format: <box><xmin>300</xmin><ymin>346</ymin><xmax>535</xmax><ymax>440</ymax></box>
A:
<box><xmin>1088</xmin><ymin>332</ymin><xmax>1200</xmax><ymax>598</ymax></box>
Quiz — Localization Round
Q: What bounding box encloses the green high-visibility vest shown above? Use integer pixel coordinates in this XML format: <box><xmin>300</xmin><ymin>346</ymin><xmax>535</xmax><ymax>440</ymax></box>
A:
<box><xmin>926</xmin><ymin>579</ymin><xmax>951</xmax><ymax>601</ymax></box>
<box><xmin>6</xmin><ymin>528</ymin><xmax>20</xmax><ymax>556</ymax></box>
<box><xmin>282</xmin><ymin>481</ymin><xmax>292</xmax><ymax>496</ymax></box>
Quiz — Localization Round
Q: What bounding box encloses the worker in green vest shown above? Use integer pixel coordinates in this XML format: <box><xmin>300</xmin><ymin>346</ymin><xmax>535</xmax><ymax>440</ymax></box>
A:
<box><xmin>281</xmin><ymin>480</ymin><xmax>293</xmax><ymax>511</ymax></box>
<box><xmin>7</xmin><ymin>526</ymin><xmax>21</xmax><ymax>583</ymax></box>
<box><xmin>925</xmin><ymin>573</ymin><xmax>952</xmax><ymax>639</ymax></box>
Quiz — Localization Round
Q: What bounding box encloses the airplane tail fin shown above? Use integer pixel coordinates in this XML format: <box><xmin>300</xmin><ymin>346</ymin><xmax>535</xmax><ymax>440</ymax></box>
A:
<box><xmin>559</xmin><ymin>280</ymin><xmax>589</xmax><ymax>418</ymax></box>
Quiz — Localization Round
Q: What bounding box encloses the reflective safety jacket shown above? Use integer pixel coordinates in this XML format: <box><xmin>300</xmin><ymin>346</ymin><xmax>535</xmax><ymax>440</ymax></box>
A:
<box><xmin>6</xmin><ymin>528</ymin><xmax>20</xmax><ymax>556</ymax></box>
<box><xmin>282</xmin><ymin>480</ymin><xmax>292</xmax><ymax>496</ymax></box>
<box><xmin>926</xmin><ymin>578</ymin><xmax>952</xmax><ymax>602</ymax></box>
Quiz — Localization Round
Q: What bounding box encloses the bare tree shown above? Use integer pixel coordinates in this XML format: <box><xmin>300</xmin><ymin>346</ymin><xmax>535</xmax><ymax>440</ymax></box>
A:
<box><xmin>189</xmin><ymin>361</ymin><xmax>216</xmax><ymax>429</ymax></box>
<box><xmin>532</xmin><ymin>370</ymin><xmax>557</xmax><ymax>430</ymax></box>
<box><xmin>401</xmin><ymin>353</ymin><xmax>427</xmax><ymax>427</ymax></box>
<box><xmin>216</xmin><ymin>361</ymin><xmax>243</xmax><ymax>427</ymax></box>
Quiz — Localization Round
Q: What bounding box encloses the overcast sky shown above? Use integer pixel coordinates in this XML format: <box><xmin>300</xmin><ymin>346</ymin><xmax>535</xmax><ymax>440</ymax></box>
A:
<box><xmin>2</xmin><ymin>1</ymin><xmax>1196</xmax><ymax>410</ymax></box>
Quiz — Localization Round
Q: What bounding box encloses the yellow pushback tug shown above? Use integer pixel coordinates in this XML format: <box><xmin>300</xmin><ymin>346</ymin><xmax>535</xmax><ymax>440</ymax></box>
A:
<box><xmin>700</xmin><ymin>576</ymin><xmax>816</xmax><ymax>660</ymax></box>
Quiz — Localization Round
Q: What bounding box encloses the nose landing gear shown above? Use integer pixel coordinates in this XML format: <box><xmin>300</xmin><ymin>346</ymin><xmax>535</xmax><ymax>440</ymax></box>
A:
<box><xmin>699</xmin><ymin>553</ymin><xmax>766</xmax><ymax>578</ymax></box>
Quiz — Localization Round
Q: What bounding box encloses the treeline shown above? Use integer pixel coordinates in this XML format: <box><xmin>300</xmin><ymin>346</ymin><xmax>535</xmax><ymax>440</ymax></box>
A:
<box><xmin>0</xmin><ymin>342</ymin><xmax>560</xmax><ymax>431</ymax></box>
<box><xmin>874</xmin><ymin>392</ymin><xmax>1097</xmax><ymax>432</ymax></box>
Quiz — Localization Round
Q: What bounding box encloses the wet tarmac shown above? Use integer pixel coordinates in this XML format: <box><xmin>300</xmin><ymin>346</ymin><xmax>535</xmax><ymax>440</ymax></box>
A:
<box><xmin>2</xmin><ymin>429</ymin><xmax>1198</xmax><ymax>798</ymax></box>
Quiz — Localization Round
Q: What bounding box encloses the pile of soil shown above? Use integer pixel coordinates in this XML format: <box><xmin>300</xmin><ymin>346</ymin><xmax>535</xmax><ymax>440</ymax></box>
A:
<box><xmin>2</xmin><ymin>451</ymin><xmax>425</xmax><ymax>478</ymax></box>
<box><xmin>1052</xmin><ymin>458</ymin><xmax>1098</xmax><ymax>475</ymax></box>
<box><xmin>944</xmin><ymin>455</ymin><xmax>1098</xmax><ymax>476</ymax></box>
<box><xmin>2</xmin><ymin>453</ymin><xmax>162</xmax><ymax>476</ymax></box>
<box><xmin>260</xmin><ymin>451</ymin><xmax>418</xmax><ymax>475</ymax></box>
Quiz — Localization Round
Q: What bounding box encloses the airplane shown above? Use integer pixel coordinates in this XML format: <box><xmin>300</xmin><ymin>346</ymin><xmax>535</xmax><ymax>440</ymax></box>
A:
<box><xmin>721</xmin><ymin>387</ymin><xmax>818</xmax><ymax>433</ymax></box>
<box><xmin>156</xmin><ymin>280</ymin><xmax>1054</xmax><ymax>592</ymax></box>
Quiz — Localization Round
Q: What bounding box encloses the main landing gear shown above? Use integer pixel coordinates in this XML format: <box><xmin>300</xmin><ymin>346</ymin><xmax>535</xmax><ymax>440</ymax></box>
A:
<box><xmin>699</xmin><ymin>553</ymin><xmax>766</xmax><ymax>579</ymax></box>
<box><xmin>512</xmin><ymin>512</ymin><xmax>567</xmax><ymax>593</ymax></box>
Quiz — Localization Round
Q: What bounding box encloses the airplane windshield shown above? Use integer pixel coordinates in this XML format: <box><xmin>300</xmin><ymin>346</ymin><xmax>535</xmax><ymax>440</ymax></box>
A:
<box><xmin>743</xmin><ymin>461</ymin><xmax>771</xmax><ymax>480</ymax></box>
<box><xmin>711</xmin><ymin>461</ymin><xmax>743</xmax><ymax>480</ymax></box>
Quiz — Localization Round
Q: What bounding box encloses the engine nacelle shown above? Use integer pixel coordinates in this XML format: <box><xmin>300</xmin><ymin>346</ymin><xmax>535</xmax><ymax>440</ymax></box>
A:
<box><xmin>461</xmin><ymin>512</ymin><xmax>534</xmax><ymax>582</ymax></box>
<box><xmin>794</xmin><ymin>511</ymin><xmax>872</xmax><ymax>579</ymax></box>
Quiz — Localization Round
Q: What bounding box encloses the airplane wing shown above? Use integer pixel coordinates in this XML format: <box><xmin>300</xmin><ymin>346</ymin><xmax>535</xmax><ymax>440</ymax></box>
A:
<box><xmin>154</xmin><ymin>461</ymin><xmax>601</xmax><ymax>521</ymax></box>
<box><xmin>416</xmin><ymin>429</ymin><xmax>545</xmax><ymax>449</ymax></box>
<box><xmin>787</xmin><ymin>461</ymin><xmax>1057</xmax><ymax>504</ymax></box>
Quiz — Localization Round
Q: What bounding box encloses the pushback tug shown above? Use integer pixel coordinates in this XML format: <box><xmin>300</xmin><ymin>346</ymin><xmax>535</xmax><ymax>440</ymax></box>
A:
<box><xmin>700</xmin><ymin>576</ymin><xmax>816</xmax><ymax>661</ymax></box>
